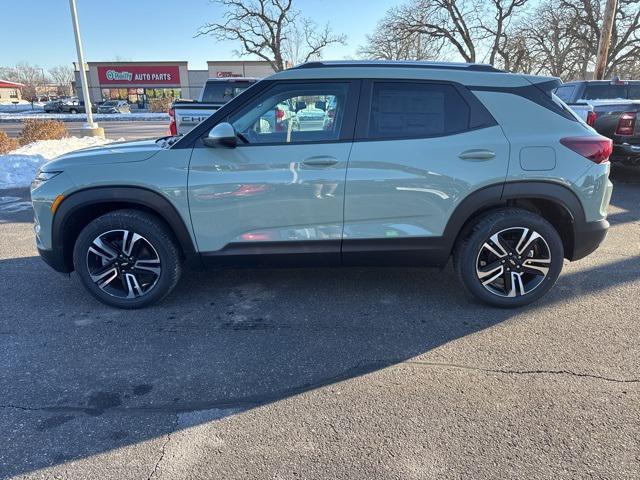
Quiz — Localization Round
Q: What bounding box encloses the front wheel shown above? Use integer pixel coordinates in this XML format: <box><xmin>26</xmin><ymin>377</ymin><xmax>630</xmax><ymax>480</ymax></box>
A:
<box><xmin>73</xmin><ymin>210</ymin><xmax>182</xmax><ymax>309</ymax></box>
<box><xmin>454</xmin><ymin>208</ymin><xmax>564</xmax><ymax>308</ymax></box>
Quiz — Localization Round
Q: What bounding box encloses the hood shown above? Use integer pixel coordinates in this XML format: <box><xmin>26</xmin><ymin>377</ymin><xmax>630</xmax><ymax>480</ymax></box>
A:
<box><xmin>43</xmin><ymin>139</ymin><xmax>162</xmax><ymax>171</ymax></box>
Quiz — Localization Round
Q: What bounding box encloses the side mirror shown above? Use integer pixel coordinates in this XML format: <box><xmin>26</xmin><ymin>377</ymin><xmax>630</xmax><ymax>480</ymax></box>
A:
<box><xmin>203</xmin><ymin>122</ymin><xmax>237</xmax><ymax>148</ymax></box>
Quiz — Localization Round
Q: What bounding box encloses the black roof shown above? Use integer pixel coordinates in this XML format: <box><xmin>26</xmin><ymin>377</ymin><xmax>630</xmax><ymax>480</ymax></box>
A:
<box><xmin>293</xmin><ymin>60</ymin><xmax>504</xmax><ymax>73</ymax></box>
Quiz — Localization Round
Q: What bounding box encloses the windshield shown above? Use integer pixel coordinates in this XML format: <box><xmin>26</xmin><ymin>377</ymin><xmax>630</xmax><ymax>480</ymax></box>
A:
<box><xmin>103</xmin><ymin>101</ymin><xmax>118</xmax><ymax>106</ymax></box>
<box><xmin>201</xmin><ymin>81</ymin><xmax>254</xmax><ymax>103</ymax></box>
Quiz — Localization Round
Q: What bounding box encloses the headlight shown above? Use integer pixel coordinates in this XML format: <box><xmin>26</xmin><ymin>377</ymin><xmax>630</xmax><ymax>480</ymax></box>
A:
<box><xmin>31</xmin><ymin>170</ymin><xmax>61</xmax><ymax>189</ymax></box>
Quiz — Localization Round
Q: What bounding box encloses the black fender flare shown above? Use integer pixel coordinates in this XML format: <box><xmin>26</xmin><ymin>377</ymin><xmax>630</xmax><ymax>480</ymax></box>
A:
<box><xmin>441</xmin><ymin>180</ymin><xmax>586</xmax><ymax>255</ymax></box>
<box><xmin>53</xmin><ymin>186</ymin><xmax>197</xmax><ymax>268</ymax></box>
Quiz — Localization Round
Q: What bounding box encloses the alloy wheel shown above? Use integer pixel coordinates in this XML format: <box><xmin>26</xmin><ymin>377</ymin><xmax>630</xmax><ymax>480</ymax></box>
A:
<box><xmin>86</xmin><ymin>229</ymin><xmax>161</xmax><ymax>299</ymax></box>
<box><xmin>475</xmin><ymin>227</ymin><xmax>551</xmax><ymax>298</ymax></box>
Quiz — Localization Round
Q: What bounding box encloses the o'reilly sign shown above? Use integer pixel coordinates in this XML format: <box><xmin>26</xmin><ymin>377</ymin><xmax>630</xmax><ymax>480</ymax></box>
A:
<box><xmin>97</xmin><ymin>65</ymin><xmax>181</xmax><ymax>85</ymax></box>
<box><xmin>105</xmin><ymin>70</ymin><xmax>133</xmax><ymax>81</ymax></box>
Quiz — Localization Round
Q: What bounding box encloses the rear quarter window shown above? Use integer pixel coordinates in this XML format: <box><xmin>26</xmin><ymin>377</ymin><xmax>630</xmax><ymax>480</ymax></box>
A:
<box><xmin>367</xmin><ymin>82</ymin><xmax>470</xmax><ymax>140</ymax></box>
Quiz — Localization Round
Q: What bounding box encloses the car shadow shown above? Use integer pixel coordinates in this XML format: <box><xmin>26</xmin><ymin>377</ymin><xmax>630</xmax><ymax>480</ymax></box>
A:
<box><xmin>1</xmin><ymin>252</ymin><xmax>639</xmax><ymax>478</ymax></box>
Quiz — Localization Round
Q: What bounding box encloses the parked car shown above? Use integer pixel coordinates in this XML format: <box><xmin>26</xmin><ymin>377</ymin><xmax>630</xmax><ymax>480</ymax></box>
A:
<box><xmin>170</xmin><ymin>77</ymin><xmax>259</xmax><ymax>135</ymax></box>
<box><xmin>31</xmin><ymin>60</ymin><xmax>613</xmax><ymax>309</ymax></box>
<box><xmin>555</xmin><ymin>78</ymin><xmax>640</xmax><ymax>105</ymax></box>
<box><xmin>97</xmin><ymin>100</ymin><xmax>131</xmax><ymax>114</ymax></box>
<box><xmin>59</xmin><ymin>98</ymin><xmax>97</xmax><ymax>114</ymax></box>
<box><xmin>555</xmin><ymin>79</ymin><xmax>640</xmax><ymax>165</ymax></box>
<box><xmin>43</xmin><ymin>99</ymin><xmax>64</xmax><ymax>113</ymax></box>
<box><xmin>581</xmin><ymin>100</ymin><xmax>640</xmax><ymax>165</ymax></box>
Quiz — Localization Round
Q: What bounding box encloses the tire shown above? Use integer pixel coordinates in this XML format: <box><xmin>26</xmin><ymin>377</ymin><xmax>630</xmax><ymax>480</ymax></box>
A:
<box><xmin>73</xmin><ymin>209</ymin><xmax>182</xmax><ymax>309</ymax></box>
<box><xmin>453</xmin><ymin>208</ymin><xmax>564</xmax><ymax>308</ymax></box>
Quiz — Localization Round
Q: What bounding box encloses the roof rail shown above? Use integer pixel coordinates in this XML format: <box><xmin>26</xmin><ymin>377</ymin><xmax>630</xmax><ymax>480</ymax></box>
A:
<box><xmin>292</xmin><ymin>60</ymin><xmax>504</xmax><ymax>73</ymax></box>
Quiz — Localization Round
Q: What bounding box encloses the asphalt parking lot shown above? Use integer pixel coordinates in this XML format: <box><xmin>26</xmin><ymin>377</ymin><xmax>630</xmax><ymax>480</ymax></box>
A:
<box><xmin>0</xmin><ymin>120</ymin><xmax>169</xmax><ymax>141</ymax></box>
<box><xmin>0</xmin><ymin>166</ymin><xmax>638</xmax><ymax>479</ymax></box>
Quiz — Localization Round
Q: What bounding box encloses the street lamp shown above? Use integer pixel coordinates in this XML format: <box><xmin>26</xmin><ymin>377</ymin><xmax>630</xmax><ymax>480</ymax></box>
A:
<box><xmin>68</xmin><ymin>0</ymin><xmax>104</xmax><ymax>137</ymax></box>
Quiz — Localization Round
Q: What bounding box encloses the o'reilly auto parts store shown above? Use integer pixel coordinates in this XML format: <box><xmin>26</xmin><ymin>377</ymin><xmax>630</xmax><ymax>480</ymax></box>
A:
<box><xmin>74</xmin><ymin>60</ymin><xmax>275</xmax><ymax>109</ymax></box>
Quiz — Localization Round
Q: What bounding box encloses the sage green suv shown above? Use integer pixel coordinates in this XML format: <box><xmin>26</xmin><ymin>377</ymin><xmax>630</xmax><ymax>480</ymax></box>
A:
<box><xmin>30</xmin><ymin>61</ymin><xmax>613</xmax><ymax>309</ymax></box>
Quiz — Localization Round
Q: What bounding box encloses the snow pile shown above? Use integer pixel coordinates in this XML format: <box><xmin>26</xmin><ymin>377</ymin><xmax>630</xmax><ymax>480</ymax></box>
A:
<box><xmin>0</xmin><ymin>136</ymin><xmax>120</xmax><ymax>189</ymax></box>
<box><xmin>0</xmin><ymin>103</ymin><xmax>45</xmax><ymax>113</ymax></box>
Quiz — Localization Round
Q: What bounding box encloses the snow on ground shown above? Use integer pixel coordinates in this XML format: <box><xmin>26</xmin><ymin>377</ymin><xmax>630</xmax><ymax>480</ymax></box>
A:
<box><xmin>0</xmin><ymin>112</ymin><xmax>169</xmax><ymax>121</ymax></box>
<box><xmin>0</xmin><ymin>103</ymin><xmax>45</xmax><ymax>113</ymax></box>
<box><xmin>0</xmin><ymin>136</ymin><xmax>121</xmax><ymax>189</ymax></box>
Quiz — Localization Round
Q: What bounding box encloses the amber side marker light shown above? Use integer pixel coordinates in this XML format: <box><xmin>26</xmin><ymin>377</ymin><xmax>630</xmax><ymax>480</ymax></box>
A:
<box><xmin>51</xmin><ymin>195</ymin><xmax>65</xmax><ymax>214</ymax></box>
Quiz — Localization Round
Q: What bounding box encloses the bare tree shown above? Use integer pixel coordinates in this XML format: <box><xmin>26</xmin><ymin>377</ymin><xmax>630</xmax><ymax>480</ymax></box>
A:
<box><xmin>357</xmin><ymin>9</ymin><xmax>444</xmax><ymax>60</ymax></box>
<box><xmin>479</xmin><ymin>0</ymin><xmax>530</xmax><ymax>65</ymax></box>
<box><xmin>0</xmin><ymin>63</ymin><xmax>47</xmax><ymax>101</ymax></box>
<box><xmin>372</xmin><ymin>0</ymin><xmax>530</xmax><ymax>65</ymax></box>
<box><xmin>49</xmin><ymin>65</ymin><xmax>74</xmax><ymax>96</ymax></box>
<box><xmin>196</xmin><ymin>0</ymin><xmax>346</xmax><ymax>71</ymax></box>
<box><xmin>558</xmin><ymin>0</ymin><xmax>640</xmax><ymax>77</ymax></box>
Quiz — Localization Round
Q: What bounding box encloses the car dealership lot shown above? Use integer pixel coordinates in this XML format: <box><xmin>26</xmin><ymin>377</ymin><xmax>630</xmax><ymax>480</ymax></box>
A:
<box><xmin>0</xmin><ymin>168</ymin><xmax>638</xmax><ymax>479</ymax></box>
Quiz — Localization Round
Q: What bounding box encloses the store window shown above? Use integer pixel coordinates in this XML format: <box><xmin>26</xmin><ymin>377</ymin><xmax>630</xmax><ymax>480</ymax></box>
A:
<box><xmin>101</xmin><ymin>87</ymin><xmax>181</xmax><ymax>109</ymax></box>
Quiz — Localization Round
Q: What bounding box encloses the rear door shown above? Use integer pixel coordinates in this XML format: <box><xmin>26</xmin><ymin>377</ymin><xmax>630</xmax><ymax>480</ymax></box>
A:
<box><xmin>343</xmin><ymin>80</ymin><xmax>510</xmax><ymax>264</ymax></box>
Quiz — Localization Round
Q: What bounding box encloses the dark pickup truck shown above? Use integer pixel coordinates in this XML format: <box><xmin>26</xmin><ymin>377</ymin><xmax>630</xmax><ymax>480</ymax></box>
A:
<box><xmin>170</xmin><ymin>77</ymin><xmax>258</xmax><ymax>135</ymax></box>
<box><xmin>587</xmin><ymin>101</ymin><xmax>640</xmax><ymax>165</ymax></box>
<box><xmin>556</xmin><ymin>80</ymin><xmax>640</xmax><ymax>165</ymax></box>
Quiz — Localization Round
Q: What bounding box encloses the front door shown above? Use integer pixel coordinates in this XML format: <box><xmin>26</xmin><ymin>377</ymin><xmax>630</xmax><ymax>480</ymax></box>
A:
<box><xmin>188</xmin><ymin>80</ymin><xmax>359</xmax><ymax>264</ymax></box>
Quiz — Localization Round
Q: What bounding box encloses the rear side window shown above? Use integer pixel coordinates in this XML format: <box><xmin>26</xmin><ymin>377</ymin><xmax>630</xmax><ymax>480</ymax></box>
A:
<box><xmin>584</xmin><ymin>84</ymin><xmax>627</xmax><ymax>100</ymax></box>
<box><xmin>628</xmin><ymin>85</ymin><xmax>640</xmax><ymax>100</ymax></box>
<box><xmin>368</xmin><ymin>82</ymin><xmax>470</xmax><ymax>139</ymax></box>
<box><xmin>554</xmin><ymin>85</ymin><xmax>576</xmax><ymax>103</ymax></box>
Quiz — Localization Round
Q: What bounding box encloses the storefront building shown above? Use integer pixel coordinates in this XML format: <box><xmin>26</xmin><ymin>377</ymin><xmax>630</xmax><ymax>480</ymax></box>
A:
<box><xmin>74</xmin><ymin>60</ymin><xmax>276</xmax><ymax>109</ymax></box>
<box><xmin>0</xmin><ymin>80</ymin><xmax>24</xmax><ymax>102</ymax></box>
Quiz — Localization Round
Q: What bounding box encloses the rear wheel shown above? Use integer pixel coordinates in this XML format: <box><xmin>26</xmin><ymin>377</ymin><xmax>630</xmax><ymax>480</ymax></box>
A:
<box><xmin>73</xmin><ymin>210</ymin><xmax>182</xmax><ymax>309</ymax></box>
<box><xmin>454</xmin><ymin>209</ymin><xmax>564</xmax><ymax>308</ymax></box>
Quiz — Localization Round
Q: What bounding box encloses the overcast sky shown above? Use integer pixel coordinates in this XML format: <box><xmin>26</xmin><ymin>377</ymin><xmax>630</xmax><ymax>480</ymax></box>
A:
<box><xmin>0</xmin><ymin>0</ymin><xmax>395</xmax><ymax>69</ymax></box>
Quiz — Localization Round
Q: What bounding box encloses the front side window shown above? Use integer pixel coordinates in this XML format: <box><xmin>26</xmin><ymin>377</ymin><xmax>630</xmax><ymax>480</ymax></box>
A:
<box><xmin>367</xmin><ymin>82</ymin><xmax>470</xmax><ymax>140</ymax></box>
<box><xmin>230</xmin><ymin>82</ymin><xmax>349</xmax><ymax>145</ymax></box>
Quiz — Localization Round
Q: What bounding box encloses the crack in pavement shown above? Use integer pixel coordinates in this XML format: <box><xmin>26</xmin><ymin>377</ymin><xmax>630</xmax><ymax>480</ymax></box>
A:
<box><xmin>147</xmin><ymin>413</ymin><xmax>178</xmax><ymax>480</ymax></box>
<box><xmin>1</xmin><ymin>360</ymin><xmax>636</xmax><ymax>417</ymax></box>
<box><xmin>404</xmin><ymin>361</ymin><xmax>640</xmax><ymax>384</ymax></box>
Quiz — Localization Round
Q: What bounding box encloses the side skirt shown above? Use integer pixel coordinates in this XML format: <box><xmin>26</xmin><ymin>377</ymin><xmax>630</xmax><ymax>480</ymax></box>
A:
<box><xmin>199</xmin><ymin>238</ymin><xmax>450</xmax><ymax>269</ymax></box>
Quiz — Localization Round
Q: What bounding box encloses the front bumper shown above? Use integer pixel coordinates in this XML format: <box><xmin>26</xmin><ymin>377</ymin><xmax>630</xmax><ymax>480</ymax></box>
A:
<box><xmin>610</xmin><ymin>143</ymin><xmax>640</xmax><ymax>165</ymax></box>
<box><xmin>571</xmin><ymin>219</ymin><xmax>609</xmax><ymax>261</ymax></box>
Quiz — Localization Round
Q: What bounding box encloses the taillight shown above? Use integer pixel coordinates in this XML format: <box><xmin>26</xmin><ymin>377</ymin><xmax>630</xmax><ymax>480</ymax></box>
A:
<box><xmin>168</xmin><ymin>107</ymin><xmax>177</xmax><ymax>136</ymax></box>
<box><xmin>616</xmin><ymin>112</ymin><xmax>636</xmax><ymax>136</ymax></box>
<box><xmin>586</xmin><ymin>111</ymin><xmax>597</xmax><ymax>126</ymax></box>
<box><xmin>560</xmin><ymin>136</ymin><xmax>613</xmax><ymax>164</ymax></box>
<box><xmin>275</xmin><ymin>108</ymin><xmax>285</xmax><ymax>119</ymax></box>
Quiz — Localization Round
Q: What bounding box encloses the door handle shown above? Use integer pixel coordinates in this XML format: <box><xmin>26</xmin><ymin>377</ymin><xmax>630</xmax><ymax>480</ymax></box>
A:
<box><xmin>302</xmin><ymin>156</ymin><xmax>339</xmax><ymax>167</ymax></box>
<box><xmin>458</xmin><ymin>149</ymin><xmax>496</xmax><ymax>161</ymax></box>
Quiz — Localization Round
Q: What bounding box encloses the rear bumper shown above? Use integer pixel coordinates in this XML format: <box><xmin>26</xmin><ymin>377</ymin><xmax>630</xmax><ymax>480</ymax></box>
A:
<box><xmin>571</xmin><ymin>219</ymin><xmax>609</xmax><ymax>261</ymax></box>
<box><xmin>611</xmin><ymin>143</ymin><xmax>640</xmax><ymax>165</ymax></box>
<box><xmin>38</xmin><ymin>246</ymin><xmax>72</xmax><ymax>273</ymax></box>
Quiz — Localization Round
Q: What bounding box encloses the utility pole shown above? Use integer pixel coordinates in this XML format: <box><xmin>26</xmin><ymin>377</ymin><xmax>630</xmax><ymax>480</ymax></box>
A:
<box><xmin>593</xmin><ymin>0</ymin><xmax>618</xmax><ymax>80</ymax></box>
<box><xmin>68</xmin><ymin>0</ymin><xmax>103</xmax><ymax>137</ymax></box>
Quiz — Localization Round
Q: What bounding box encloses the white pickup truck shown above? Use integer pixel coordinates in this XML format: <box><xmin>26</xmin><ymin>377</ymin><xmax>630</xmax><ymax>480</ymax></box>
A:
<box><xmin>170</xmin><ymin>78</ymin><xmax>258</xmax><ymax>135</ymax></box>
